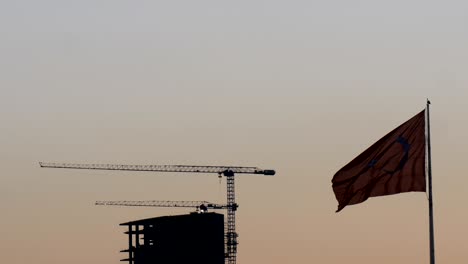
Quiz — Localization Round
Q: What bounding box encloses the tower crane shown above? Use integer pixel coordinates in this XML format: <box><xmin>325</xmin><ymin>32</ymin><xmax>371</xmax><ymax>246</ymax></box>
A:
<box><xmin>39</xmin><ymin>162</ymin><xmax>275</xmax><ymax>264</ymax></box>
<box><xmin>95</xmin><ymin>200</ymin><xmax>228</xmax><ymax>212</ymax></box>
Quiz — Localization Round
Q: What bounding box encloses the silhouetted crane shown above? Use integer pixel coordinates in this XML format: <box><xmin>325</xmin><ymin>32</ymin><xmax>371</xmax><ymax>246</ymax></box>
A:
<box><xmin>39</xmin><ymin>162</ymin><xmax>275</xmax><ymax>264</ymax></box>
<box><xmin>95</xmin><ymin>200</ymin><xmax>228</xmax><ymax>212</ymax></box>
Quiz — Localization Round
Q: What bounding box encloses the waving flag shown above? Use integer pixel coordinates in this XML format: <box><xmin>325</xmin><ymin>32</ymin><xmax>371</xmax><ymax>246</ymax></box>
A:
<box><xmin>332</xmin><ymin>110</ymin><xmax>426</xmax><ymax>212</ymax></box>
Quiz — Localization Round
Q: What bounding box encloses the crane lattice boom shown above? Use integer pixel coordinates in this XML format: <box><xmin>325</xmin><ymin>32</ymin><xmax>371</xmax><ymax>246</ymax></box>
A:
<box><xmin>96</xmin><ymin>200</ymin><xmax>228</xmax><ymax>210</ymax></box>
<box><xmin>39</xmin><ymin>162</ymin><xmax>275</xmax><ymax>176</ymax></box>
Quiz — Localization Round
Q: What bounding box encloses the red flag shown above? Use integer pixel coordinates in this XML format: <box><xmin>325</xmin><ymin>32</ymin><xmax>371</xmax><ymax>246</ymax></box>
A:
<box><xmin>332</xmin><ymin>110</ymin><xmax>426</xmax><ymax>212</ymax></box>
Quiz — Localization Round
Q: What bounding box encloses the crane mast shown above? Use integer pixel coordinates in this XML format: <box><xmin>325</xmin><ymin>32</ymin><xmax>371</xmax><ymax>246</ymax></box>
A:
<box><xmin>40</xmin><ymin>162</ymin><xmax>275</xmax><ymax>264</ymax></box>
<box><xmin>224</xmin><ymin>170</ymin><xmax>237</xmax><ymax>263</ymax></box>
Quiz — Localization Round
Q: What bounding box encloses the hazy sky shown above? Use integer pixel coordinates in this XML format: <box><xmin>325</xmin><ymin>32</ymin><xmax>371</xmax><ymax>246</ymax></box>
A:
<box><xmin>1</xmin><ymin>1</ymin><xmax>468</xmax><ymax>263</ymax></box>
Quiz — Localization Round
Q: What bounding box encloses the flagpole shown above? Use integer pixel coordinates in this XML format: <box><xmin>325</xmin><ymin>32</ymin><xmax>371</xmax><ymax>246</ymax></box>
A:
<box><xmin>426</xmin><ymin>99</ymin><xmax>435</xmax><ymax>264</ymax></box>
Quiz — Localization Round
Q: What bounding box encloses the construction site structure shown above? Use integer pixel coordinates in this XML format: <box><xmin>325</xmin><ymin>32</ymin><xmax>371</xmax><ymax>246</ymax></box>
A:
<box><xmin>40</xmin><ymin>162</ymin><xmax>275</xmax><ymax>264</ymax></box>
<box><xmin>121</xmin><ymin>212</ymin><xmax>225</xmax><ymax>264</ymax></box>
<box><xmin>97</xmin><ymin>200</ymin><xmax>230</xmax><ymax>253</ymax></box>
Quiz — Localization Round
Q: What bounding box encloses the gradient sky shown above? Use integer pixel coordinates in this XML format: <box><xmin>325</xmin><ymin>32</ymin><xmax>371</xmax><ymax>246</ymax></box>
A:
<box><xmin>1</xmin><ymin>1</ymin><xmax>468</xmax><ymax>263</ymax></box>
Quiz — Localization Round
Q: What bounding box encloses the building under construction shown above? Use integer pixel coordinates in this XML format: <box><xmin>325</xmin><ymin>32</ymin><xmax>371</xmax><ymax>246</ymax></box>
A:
<box><xmin>120</xmin><ymin>212</ymin><xmax>225</xmax><ymax>264</ymax></box>
<box><xmin>41</xmin><ymin>162</ymin><xmax>276</xmax><ymax>264</ymax></box>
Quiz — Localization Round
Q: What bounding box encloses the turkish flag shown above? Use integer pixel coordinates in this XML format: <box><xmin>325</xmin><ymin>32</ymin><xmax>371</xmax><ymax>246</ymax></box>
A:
<box><xmin>332</xmin><ymin>110</ymin><xmax>426</xmax><ymax>212</ymax></box>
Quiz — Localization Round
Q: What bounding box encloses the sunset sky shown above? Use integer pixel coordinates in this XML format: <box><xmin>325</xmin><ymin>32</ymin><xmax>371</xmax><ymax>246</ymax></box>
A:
<box><xmin>1</xmin><ymin>1</ymin><xmax>468</xmax><ymax>263</ymax></box>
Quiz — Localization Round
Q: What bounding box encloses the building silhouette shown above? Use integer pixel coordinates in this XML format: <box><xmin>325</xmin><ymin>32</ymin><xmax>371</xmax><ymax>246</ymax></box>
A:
<box><xmin>120</xmin><ymin>212</ymin><xmax>225</xmax><ymax>264</ymax></box>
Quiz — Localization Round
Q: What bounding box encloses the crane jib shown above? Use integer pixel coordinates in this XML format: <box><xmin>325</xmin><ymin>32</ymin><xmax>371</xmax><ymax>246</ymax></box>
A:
<box><xmin>39</xmin><ymin>162</ymin><xmax>276</xmax><ymax>176</ymax></box>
